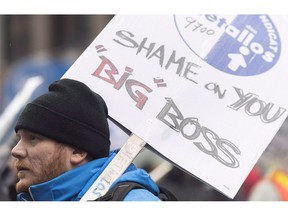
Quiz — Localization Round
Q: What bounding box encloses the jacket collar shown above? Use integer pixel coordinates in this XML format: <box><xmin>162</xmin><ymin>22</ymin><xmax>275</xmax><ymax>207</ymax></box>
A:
<box><xmin>17</xmin><ymin>152</ymin><xmax>117</xmax><ymax>201</ymax></box>
<box><xmin>16</xmin><ymin>150</ymin><xmax>159</xmax><ymax>201</ymax></box>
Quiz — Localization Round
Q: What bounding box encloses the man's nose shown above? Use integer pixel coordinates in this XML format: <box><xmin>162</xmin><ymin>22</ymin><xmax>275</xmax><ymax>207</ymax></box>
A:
<box><xmin>11</xmin><ymin>139</ymin><xmax>27</xmax><ymax>159</ymax></box>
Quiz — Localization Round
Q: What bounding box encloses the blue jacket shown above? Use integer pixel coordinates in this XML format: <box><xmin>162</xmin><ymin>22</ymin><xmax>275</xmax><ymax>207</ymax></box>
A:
<box><xmin>17</xmin><ymin>150</ymin><xmax>160</xmax><ymax>201</ymax></box>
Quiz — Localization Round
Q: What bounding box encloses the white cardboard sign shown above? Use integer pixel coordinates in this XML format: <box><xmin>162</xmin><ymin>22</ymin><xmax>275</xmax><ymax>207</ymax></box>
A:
<box><xmin>63</xmin><ymin>15</ymin><xmax>288</xmax><ymax>198</ymax></box>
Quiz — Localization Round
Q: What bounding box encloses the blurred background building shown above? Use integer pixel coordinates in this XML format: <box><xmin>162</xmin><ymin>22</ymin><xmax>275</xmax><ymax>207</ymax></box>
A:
<box><xmin>0</xmin><ymin>15</ymin><xmax>288</xmax><ymax>201</ymax></box>
<box><xmin>0</xmin><ymin>15</ymin><xmax>114</xmax><ymax>105</ymax></box>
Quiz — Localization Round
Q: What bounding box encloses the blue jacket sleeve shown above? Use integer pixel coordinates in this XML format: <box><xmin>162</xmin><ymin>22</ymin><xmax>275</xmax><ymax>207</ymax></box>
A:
<box><xmin>123</xmin><ymin>188</ymin><xmax>161</xmax><ymax>201</ymax></box>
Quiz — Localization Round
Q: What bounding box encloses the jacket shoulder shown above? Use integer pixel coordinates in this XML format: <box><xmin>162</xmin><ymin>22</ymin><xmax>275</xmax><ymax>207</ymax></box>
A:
<box><xmin>123</xmin><ymin>188</ymin><xmax>161</xmax><ymax>201</ymax></box>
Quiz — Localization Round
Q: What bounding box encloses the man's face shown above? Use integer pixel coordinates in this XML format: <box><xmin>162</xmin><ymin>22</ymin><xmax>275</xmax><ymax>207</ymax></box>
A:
<box><xmin>11</xmin><ymin>129</ymin><xmax>72</xmax><ymax>193</ymax></box>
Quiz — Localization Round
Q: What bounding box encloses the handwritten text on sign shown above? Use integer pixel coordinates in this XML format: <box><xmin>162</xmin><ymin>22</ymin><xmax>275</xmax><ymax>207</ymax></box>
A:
<box><xmin>91</xmin><ymin>30</ymin><xmax>286</xmax><ymax>168</ymax></box>
<box><xmin>63</xmin><ymin>15</ymin><xmax>288</xmax><ymax>198</ymax></box>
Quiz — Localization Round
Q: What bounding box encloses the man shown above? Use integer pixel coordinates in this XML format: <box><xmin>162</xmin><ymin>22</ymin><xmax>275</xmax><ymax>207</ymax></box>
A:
<box><xmin>11</xmin><ymin>78</ymin><xmax>160</xmax><ymax>201</ymax></box>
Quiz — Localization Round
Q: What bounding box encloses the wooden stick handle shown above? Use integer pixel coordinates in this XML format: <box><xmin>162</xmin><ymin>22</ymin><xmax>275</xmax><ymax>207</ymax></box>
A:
<box><xmin>80</xmin><ymin>133</ymin><xmax>146</xmax><ymax>201</ymax></box>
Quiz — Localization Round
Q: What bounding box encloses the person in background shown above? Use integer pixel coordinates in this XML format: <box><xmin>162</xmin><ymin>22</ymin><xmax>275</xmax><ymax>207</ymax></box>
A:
<box><xmin>238</xmin><ymin>166</ymin><xmax>262</xmax><ymax>200</ymax></box>
<box><xmin>11</xmin><ymin>78</ymin><xmax>161</xmax><ymax>201</ymax></box>
<box><xmin>248</xmin><ymin>168</ymin><xmax>288</xmax><ymax>201</ymax></box>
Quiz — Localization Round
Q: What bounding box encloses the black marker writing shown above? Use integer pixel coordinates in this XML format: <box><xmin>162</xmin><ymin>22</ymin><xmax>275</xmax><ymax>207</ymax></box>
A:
<box><xmin>113</xmin><ymin>30</ymin><xmax>201</xmax><ymax>84</ymax></box>
<box><xmin>156</xmin><ymin>97</ymin><xmax>241</xmax><ymax>168</ymax></box>
<box><xmin>229</xmin><ymin>87</ymin><xmax>286</xmax><ymax>123</ymax></box>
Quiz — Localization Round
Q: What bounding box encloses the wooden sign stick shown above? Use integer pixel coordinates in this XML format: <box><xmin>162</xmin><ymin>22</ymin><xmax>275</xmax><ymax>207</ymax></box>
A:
<box><xmin>80</xmin><ymin>133</ymin><xmax>146</xmax><ymax>201</ymax></box>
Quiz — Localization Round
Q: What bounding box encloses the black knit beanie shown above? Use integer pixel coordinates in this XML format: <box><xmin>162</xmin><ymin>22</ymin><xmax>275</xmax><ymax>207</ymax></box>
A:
<box><xmin>14</xmin><ymin>78</ymin><xmax>111</xmax><ymax>159</ymax></box>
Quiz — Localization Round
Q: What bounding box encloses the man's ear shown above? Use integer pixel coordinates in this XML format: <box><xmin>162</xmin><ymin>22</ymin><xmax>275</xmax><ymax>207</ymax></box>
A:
<box><xmin>70</xmin><ymin>148</ymin><xmax>88</xmax><ymax>165</ymax></box>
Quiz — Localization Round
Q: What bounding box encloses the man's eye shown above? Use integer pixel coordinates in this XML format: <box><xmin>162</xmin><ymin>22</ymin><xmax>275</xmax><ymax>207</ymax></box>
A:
<box><xmin>29</xmin><ymin>135</ymin><xmax>39</xmax><ymax>142</ymax></box>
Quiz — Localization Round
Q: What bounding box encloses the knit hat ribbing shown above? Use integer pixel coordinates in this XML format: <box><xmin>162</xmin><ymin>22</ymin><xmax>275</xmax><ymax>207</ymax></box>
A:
<box><xmin>14</xmin><ymin>78</ymin><xmax>111</xmax><ymax>159</ymax></box>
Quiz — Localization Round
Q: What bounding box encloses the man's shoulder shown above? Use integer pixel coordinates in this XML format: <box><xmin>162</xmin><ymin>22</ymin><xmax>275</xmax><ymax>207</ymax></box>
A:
<box><xmin>123</xmin><ymin>187</ymin><xmax>161</xmax><ymax>201</ymax></box>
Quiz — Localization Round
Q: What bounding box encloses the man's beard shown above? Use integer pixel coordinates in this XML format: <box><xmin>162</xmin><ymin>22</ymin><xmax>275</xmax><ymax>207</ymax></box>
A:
<box><xmin>15</xmin><ymin>147</ymin><xmax>68</xmax><ymax>194</ymax></box>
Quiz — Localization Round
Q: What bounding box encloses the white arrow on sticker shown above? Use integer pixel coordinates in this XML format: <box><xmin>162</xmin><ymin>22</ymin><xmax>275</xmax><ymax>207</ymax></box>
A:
<box><xmin>227</xmin><ymin>53</ymin><xmax>247</xmax><ymax>71</ymax></box>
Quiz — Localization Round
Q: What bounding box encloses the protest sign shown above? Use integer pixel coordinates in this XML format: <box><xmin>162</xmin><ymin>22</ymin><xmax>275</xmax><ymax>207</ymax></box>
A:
<box><xmin>63</xmin><ymin>15</ymin><xmax>288</xmax><ymax>198</ymax></box>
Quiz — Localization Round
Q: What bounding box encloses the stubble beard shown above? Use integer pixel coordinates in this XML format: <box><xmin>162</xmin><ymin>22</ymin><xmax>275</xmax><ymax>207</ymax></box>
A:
<box><xmin>15</xmin><ymin>147</ymin><xmax>69</xmax><ymax>194</ymax></box>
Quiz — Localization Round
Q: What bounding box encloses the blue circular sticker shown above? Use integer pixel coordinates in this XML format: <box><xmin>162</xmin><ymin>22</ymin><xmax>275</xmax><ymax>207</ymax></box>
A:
<box><xmin>174</xmin><ymin>15</ymin><xmax>281</xmax><ymax>76</ymax></box>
